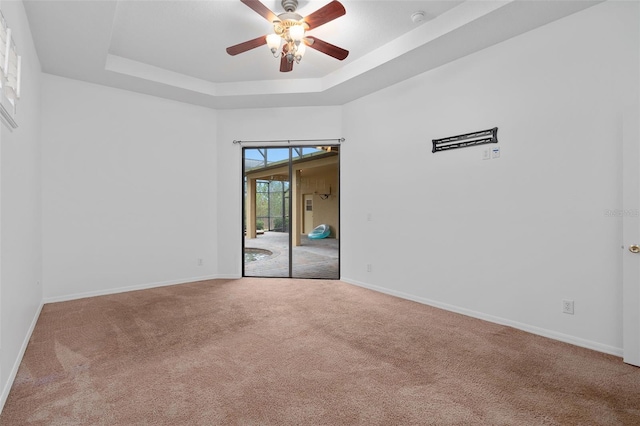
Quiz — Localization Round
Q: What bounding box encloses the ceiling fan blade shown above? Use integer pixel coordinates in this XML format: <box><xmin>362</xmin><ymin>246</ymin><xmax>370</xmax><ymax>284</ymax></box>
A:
<box><xmin>304</xmin><ymin>1</ymin><xmax>346</xmax><ymax>30</ymax></box>
<box><xmin>305</xmin><ymin>37</ymin><xmax>349</xmax><ymax>61</ymax></box>
<box><xmin>280</xmin><ymin>52</ymin><xmax>293</xmax><ymax>72</ymax></box>
<box><xmin>226</xmin><ymin>35</ymin><xmax>268</xmax><ymax>56</ymax></box>
<box><xmin>240</xmin><ymin>0</ymin><xmax>278</xmax><ymax>23</ymax></box>
<box><xmin>280</xmin><ymin>57</ymin><xmax>293</xmax><ymax>72</ymax></box>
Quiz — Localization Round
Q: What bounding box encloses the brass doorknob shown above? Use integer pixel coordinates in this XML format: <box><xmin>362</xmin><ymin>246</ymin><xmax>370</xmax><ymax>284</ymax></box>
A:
<box><xmin>630</xmin><ymin>245</ymin><xmax>640</xmax><ymax>253</ymax></box>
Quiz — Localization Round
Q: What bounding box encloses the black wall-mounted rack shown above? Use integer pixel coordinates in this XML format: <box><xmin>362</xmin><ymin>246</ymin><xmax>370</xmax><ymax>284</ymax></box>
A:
<box><xmin>432</xmin><ymin>127</ymin><xmax>498</xmax><ymax>153</ymax></box>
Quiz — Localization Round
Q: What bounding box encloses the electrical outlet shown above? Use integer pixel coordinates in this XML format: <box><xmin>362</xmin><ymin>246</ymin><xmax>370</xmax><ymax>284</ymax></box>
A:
<box><xmin>562</xmin><ymin>300</ymin><xmax>574</xmax><ymax>315</ymax></box>
<box><xmin>366</xmin><ymin>264</ymin><xmax>372</xmax><ymax>273</ymax></box>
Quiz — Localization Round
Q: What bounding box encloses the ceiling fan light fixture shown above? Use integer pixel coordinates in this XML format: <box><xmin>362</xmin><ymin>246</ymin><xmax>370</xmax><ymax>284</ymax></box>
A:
<box><xmin>294</xmin><ymin>42</ymin><xmax>306</xmax><ymax>61</ymax></box>
<box><xmin>266</xmin><ymin>33</ymin><xmax>282</xmax><ymax>56</ymax></box>
<box><xmin>289</xmin><ymin>24</ymin><xmax>305</xmax><ymax>43</ymax></box>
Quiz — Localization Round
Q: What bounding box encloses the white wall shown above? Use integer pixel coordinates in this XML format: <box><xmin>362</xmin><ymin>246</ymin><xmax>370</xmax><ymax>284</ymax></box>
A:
<box><xmin>41</xmin><ymin>74</ymin><xmax>218</xmax><ymax>300</ymax></box>
<box><xmin>341</xmin><ymin>1</ymin><xmax>638</xmax><ymax>355</ymax></box>
<box><xmin>0</xmin><ymin>0</ymin><xmax>43</xmax><ymax>410</ymax></box>
<box><xmin>215</xmin><ymin>106</ymin><xmax>343</xmax><ymax>277</ymax></box>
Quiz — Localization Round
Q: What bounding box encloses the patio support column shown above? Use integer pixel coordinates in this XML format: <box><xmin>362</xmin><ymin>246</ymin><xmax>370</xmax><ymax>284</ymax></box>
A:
<box><xmin>292</xmin><ymin>169</ymin><xmax>301</xmax><ymax>247</ymax></box>
<box><xmin>246</xmin><ymin>176</ymin><xmax>257</xmax><ymax>239</ymax></box>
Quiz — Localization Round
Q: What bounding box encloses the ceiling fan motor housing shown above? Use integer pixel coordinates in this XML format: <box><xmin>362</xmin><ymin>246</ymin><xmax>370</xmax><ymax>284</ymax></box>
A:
<box><xmin>281</xmin><ymin>0</ymin><xmax>298</xmax><ymax>13</ymax></box>
<box><xmin>273</xmin><ymin>12</ymin><xmax>307</xmax><ymax>37</ymax></box>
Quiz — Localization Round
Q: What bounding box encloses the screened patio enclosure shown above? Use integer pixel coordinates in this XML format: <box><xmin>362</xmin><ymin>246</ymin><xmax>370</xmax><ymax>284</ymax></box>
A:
<box><xmin>253</xmin><ymin>179</ymin><xmax>290</xmax><ymax>233</ymax></box>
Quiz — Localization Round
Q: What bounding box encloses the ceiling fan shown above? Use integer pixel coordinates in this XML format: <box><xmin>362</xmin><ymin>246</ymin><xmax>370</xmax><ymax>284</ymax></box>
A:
<box><xmin>226</xmin><ymin>0</ymin><xmax>349</xmax><ymax>72</ymax></box>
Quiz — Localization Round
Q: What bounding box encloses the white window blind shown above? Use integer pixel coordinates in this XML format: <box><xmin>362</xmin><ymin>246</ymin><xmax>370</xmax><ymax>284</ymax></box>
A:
<box><xmin>3</xmin><ymin>34</ymin><xmax>20</xmax><ymax>102</ymax></box>
<box><xmin>0</xmin><ymin>13</ymin><xmax>7</xmax><ymax>84</ymax></box>
<box><xmin>0</xmin><ymin>9</ymin><xmax>21</xmax><ymax>130</ymax></box>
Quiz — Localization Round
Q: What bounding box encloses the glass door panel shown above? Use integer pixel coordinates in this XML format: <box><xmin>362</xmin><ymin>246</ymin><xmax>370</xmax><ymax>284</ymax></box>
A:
<box><xmin>291</xmin><ymin>146</ymin><xmax>340</xmax><ymax>279</ymax></box>
<box><xmin>243</xmin><ymin>147</ymin><xmax>290</xmax><ymax>277</ymax></box>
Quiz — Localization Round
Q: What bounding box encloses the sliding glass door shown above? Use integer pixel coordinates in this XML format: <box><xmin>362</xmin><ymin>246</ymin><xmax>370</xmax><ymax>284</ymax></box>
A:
<box><xmin>243</xmin><ymin>146</ymin><xmax>339</xmax><ymax>279</ymax></box>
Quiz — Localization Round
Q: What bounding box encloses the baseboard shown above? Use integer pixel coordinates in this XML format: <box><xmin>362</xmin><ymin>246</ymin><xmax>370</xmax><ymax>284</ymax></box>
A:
<box><xmin>341</xmin><ymin>277</ymin><xmax>623</xmax><ymax>358</ymax></box>
<box><xmin>43</xmin><ymin>274</ymin><xmax>228</xmax><ymax>304</ymax></box>
<box><xmin>0</xmin><ymin>300</ymin><xmax>44</xmax><ymax>413</ymax></box>
<box><xmin>215</xmin><ymin>274</ymin><xmax>242</xmax><ymax>279</ymax></box>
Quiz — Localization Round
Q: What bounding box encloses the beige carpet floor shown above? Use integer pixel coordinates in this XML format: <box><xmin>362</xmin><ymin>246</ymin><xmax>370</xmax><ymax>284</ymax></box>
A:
<box><xmin>1</xmin><ymin>278</ymin><xmax>640</xmax><ymax>425</ymax></box>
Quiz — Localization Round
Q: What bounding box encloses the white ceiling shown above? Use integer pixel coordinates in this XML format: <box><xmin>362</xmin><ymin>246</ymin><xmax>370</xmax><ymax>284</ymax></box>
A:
<box><xmin>23</xmin><ymin>0</ymin><xmax>601</xmax><ymax>109</ymax></box>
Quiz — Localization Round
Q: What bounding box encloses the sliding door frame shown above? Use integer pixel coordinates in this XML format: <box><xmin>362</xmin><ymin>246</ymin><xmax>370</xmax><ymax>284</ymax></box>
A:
<box><xmin>241</xmin><ymin>143</ymin><xmax>341</xmax><ymax>279</ymax></box>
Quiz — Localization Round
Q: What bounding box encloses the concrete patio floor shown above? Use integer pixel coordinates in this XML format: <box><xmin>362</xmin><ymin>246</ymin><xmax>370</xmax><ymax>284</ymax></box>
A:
<box><xmin>244</xmin><ymin>231</ymin><xmax>339</xmax><ymax>279</ymax></box>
